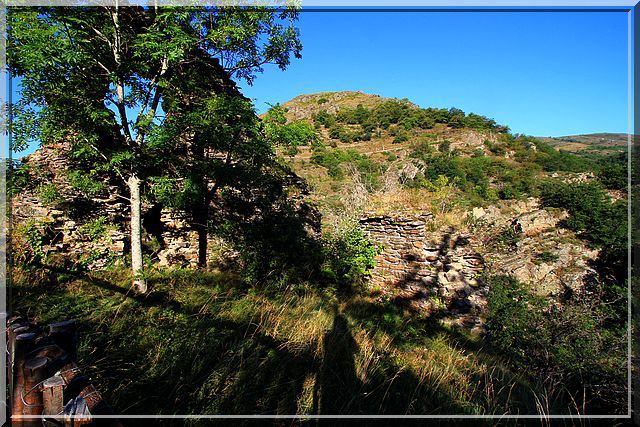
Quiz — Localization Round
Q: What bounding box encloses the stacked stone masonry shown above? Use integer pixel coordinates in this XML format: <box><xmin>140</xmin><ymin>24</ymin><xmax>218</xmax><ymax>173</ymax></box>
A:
<box><xmin>360</xmin><ymin>213</ymin><xmax>487</xmax><ymax>331</ymax></box>
<box><xmin>12</xmin><ymin>142</ymin><xmax>213</xmax><ymax>270</ymax></box>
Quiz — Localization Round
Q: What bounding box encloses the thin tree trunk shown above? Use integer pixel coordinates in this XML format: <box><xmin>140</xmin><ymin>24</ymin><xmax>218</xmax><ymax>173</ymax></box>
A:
<box><xmin>195</xmin><ymin>200</ymin><xmax>208</xmax><ymax>268</ymax></box>
<box><xmin>128</xmin><ymin>175</ymin><xmax>147</xmax><ymax>293</ymax></box>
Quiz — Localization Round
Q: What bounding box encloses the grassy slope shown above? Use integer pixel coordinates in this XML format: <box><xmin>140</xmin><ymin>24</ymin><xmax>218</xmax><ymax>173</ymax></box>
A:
<box><xmin>12</xmin><ymin>267</ymin><xmax>549</xmax><ymax>417</ymax></box>
<box><xmin>537</xmin><ymin>133</ymin><xmax>628</xmax><ymax>156</ymax></box>
<box><xmin>277</xmin><ymin>93</ymin><xmax>502</xmax><ymax>216</ymax></box>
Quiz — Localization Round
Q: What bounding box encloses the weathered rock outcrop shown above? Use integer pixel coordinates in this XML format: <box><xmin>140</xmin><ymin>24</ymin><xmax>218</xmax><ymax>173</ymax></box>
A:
<box><xmin>471</xmin><ymin>198</ymin><xmax>598</xmax><ymax>296</ymax></box>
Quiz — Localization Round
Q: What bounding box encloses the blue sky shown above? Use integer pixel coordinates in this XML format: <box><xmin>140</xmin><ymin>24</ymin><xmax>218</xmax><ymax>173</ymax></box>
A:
<box><xmin>239</xmin><ymin>9</ymin><xmax>629</xmax><ymax>137</ymax></box>
<box><xmin>11</xmin><ymin>8</ymin><xmax>630</xmax><ymax>158</ymax></box>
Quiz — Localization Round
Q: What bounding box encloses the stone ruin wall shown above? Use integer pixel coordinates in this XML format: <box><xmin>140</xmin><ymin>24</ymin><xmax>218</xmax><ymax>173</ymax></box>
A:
<box><xmin>360</xmin><ymin>213</ymin><xmax>488</xmax><ymax>330</ymax></box>
<box><xmin>11</xmin><ymin>142</ymin><xmax>219</xmax><ymax>270</ymax></box>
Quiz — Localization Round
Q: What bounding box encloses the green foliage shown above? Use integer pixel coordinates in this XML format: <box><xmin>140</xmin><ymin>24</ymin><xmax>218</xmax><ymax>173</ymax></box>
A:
<box><xmin>532</xmin><ymin>141</ymin><xmax>595</xmax><ymax>172</ymax></box>
<box><xmin>317</xmin><ymin>97</ymin><xmax>329</xmax><ymax>104</ymax></box>
<box><xmin>7</xmin><ymin>161</ymin><xmax>31</xmax><ymax>197</ymax></box>
<box><xmin>67</xmin><ymin>170</ymin><xmax>105</xmax><ymax>197</ymax></box>
<box><xmin>486</xmin><ymin>276</ymin><xmax>549</xmax><ymax>361</ymax></box>
<box><xmin>10</xmin><ymin>6</ymin><xmax>303</xmax><ymax>285</ymax></box>
<box><xmin>263</xmin><ymin>104</ymin><xmax>288</xmax><ymax>126</ymax></box>
<box><xmin>409</xmin><ymin>140</ymin><xmax>434</xmax><ymax>158</ymax></box>
<box><xmin>406</xmin><ymin>144</ymin><xmax>542</xmax><ymax>203</ymax></box>
<box><xmin>486</xmin><ymin>275</ymin><xmax>626</xmax><ymax>412</ymax></box>
<box><xmin>392</xmin><ymin>132</ymin><xmax>409</xmax><ymax>144</ymax></box>
<box><xmin>313</xmin><ymin>110</ymin><xmax>336</xmax><ymax>128</ymax></box>
<box><xmin>328</xmin><ymin>124</ymin><xmax>352</xmax><ymax>143</ymax></box>
<box><xmin>37</xmin><ymin>183</ymin><xmax>62</xmax><ymax>206</ymax></box>
<box><xmin>321</xmin><ymin>220</ymin><xmax>380</xmax><ymax>288</ymax></box>
<box><xmin>492</xmin><ymin>227</ymin><xmax>521</xmax><ymax>251</ymax></box>
<box><xmin>12</xmin><ymin>221</ymin><xmax>46</xmax><ymax>266</ymax></box>
<box><xmin>264</xmin><ymin>105</ymin><xmax>319</xmax><ymax>155</ymax></box>
<box><xmin>597</xmin><ymin>154</ymin><xmax>627</xmax><ymax>190</ymax></box>
<box><xmin>310</xmin><ymin>148</ymin><xmax>384</xmax><ymax>191</ymax></box>
<box><xmin>311</xmin><ymin>148</ymin><xmax>367</xmax><ymax>178</ymax></box>
<box><xmin>438</xmin><ymin>140</ymin><xmax>451</xmax><ymax>153</ymax></box>
<box><xmin>76</xmin><ymin>248</ymin><xmax>111</xmax><ymax>271</ymax></box>
<box><xmin>540</xmin><ymin>181</ymin><xmax>627</xmax><ymax>249</ymax></box>
<box><xmin>312</xmin><ymin>98</ymin><xmax>506</xmax><ymax>143</ymax></box>
<box><xmin>483</xmin><ymin>139</ymin><xmax>505</xmax><ymax>156</ymax></box>
<box><xmin>533</xmin><ymin>251</ymin><xmax>560</xmax><ymax>264</ymax></box>
<box><xmin>147</xmin><ymin>176</ymin><xmax>204</xmax><ymax>212</ymax></box>
<box><xmin>77</xmin><ymin>216</ymin><xmax>109</xmax><ymax>242</ymax></box>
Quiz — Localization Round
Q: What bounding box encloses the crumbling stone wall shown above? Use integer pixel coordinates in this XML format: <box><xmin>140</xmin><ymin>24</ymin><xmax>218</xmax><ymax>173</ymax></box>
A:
<box><xmin>11</xmin><ymin>142</ymin><xmax>211</xmax><ymax>269</ymax></box>
<box><xmin>360</xmin><ymin>213</ymin><xmax>487</xmax><ymax>331</ymax></box>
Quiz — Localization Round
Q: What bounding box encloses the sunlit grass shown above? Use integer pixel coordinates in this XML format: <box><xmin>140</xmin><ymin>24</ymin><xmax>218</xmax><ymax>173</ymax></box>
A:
<box><xmin>12</xmin><ymin>266</ymin><xmax>545</xmax><ymax>416</ymax></box>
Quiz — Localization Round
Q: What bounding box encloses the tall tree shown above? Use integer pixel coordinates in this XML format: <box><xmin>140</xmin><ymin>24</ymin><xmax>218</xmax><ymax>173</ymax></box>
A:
<box><xmin>9</xmin><ymin>6</ymin><xmax>302</xmax><ymax>292</ymax></box>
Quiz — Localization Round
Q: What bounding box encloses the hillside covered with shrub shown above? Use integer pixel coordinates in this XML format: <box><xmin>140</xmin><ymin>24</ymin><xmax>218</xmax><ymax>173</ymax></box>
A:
<box><xmin>11</xmin><ymin>89</ymin><xmax>629</xmax><ymax>417</ymax></box>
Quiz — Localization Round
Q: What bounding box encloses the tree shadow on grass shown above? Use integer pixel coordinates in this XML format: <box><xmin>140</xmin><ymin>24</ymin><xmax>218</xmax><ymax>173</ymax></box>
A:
<box><xmin>12</xmin><ymin>269</ymin><xmax>536</xmax><ymax>422</ymax></box>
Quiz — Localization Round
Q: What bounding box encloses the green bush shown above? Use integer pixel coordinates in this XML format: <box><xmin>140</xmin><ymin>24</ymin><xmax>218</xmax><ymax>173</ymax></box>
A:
<box><xmin>532</xmin><ymin>141</ymin><xmax>594</xmax><ymax>172</ymax></box>
<box><xmin>598</xmin><ymin>161</ymin><xmax>627</xmax><ymax>190</ymax></box>
<box><xmin>264</xmin><ymin>107</ymin><xmax>319</xmax><ymax>154</ymax></box>
<box><xmin>77</xmin><ymin>216</ymin><xmax>109</xmax><ymax>241</ymax></box>
<box><xmin>540</xmin><ymin>180</ymin><xmax>627</xmax><ymax>249</ymax></box>
<box><xmin>534</xmin><ymin>251</ymin><xmax>560</xmax><ymax>264</ymax></box>
<box><xmin>37</xmin><ymin>183</ymin><xmax>62</xmax><ymax>206</ymax></box>
<box><xmin>311</xmin><ymin>149</ymin><xmax>383</xmax><ymax>188</ymax></box>
<box><xmin>486</xmin><ymin>275</ymin><xmax>626</xmax><ymax>412</ymax></box>
<box><xmin>313</xmin><ymin>110</ymin><xmax>336</xmax><ymax>128</ymax></box>
<box><xmin>392</xmin><ymin>133</ymin><xmax>409</xmax><ymax>144</ymax></box>
<box><xmin>67</xmin><ymin>170</ymin><xmax>105</xmax><ymax>197</ymax></box>
<box><xmin>322</xmin><ymin>220</ymin><xmax>380</xmax><ymax>288</ymax></box>
<box><xmin>12</xmin><ymin>221</ymin><xmax>47</xmax><ymax>266</ymax></box>
<box><xmin>486</xmin><ymin>276</ymin><xmax>549</xmax><ymax>361</ymax></box>
<box><xmin>438</xmin><ymin>140</ymin><xmax>451</xmax><ymax>153</ymax></box>
<box><xmin>8</xmin><ymin>161</ymin><xmax>31</xmax><ymax>197</ymax></box>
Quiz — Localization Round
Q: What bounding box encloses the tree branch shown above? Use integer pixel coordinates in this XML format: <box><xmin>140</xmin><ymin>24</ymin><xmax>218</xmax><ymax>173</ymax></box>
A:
<box><xmin>108</xmin><ymin>7</ymin><xmax>133</xmax><ymax>145</ymax></box>
<box><xmin>135</xmin><ymin>56</ymin><xmax>169</xmax><ymax>146</ymax></box>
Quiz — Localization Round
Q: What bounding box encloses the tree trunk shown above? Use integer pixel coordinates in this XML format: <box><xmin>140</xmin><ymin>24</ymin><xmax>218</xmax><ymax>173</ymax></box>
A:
<box><xmin>128</xmin><ymin>175</ymin><xmax>147</xmax><ymax>293</ymax></box>
<box><xmin>195</xmin><ymin>194</ymin><xmax>209</xmax><ymax>268</ymax></box>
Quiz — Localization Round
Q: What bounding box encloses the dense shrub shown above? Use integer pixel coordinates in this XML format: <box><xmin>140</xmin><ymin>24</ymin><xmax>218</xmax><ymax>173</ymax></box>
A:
<box><xmin>67</xmin><ymin>169</ymin><xmax>106</xmax><ymax>197</ymax></box>
<box><xmin>313</xmin><ymin>110</ymin><xmax>336</xmax><ymax>128</ymax></box>
<box><xmin>311</xmin><ymin>148</ymin><xmax>362</xmax><ymax>179</ymax></box>
<box><xmin>597</xmin><ymin>155</ymin><xmax>627</xmax><ymax>190</ymax></box>
<box><xmin>311</xmin><ymin>148</ymin><xmax>383</xmax><ymax>189</ymax></box>
<box><xmin>37</xmin><ymin>183</ymin><xmax>62</xmax><ymax>206</ymax></box>
<box><xmin>7</xmin><ymin>160</ymin><xmax>31</xmax><ymax>197</ymax></box>
<box><xmin>532</xmin><ymin>141</ymin><xmax>594</xmax><ymax>172</ymax></box>
<box><xmin>392</xmin><ymin>133</ymin><xmax>409</xmax><ymax>144</ymax></box>
<box><xmin>328</xmin><ymin>124</ymin><xmax>352</xmax><ymax>143</ymax></box>
<box><xmin>319</xmin><ymin>100</ymin><xmax>507</xmax><ymax>139</ymax></box>
<box><xmin>539</xmin><ymin>181</ymin><xmax>626</xmax><ymax>249</ymax></box>
<box><xmin>321</xmin><ymin>219</ymin><xmax>380</xmax><ymax>288</ymax></box>
<box><xmin>11</xmin><ymin>221</ymin><xmax>47</xmax><ymax>266</ymax></box>
<box><xmin>264</xmin><ymin>105</ymin><xmax>319</xmax><ymax>155</ymax></box>
<box><xmin>486</xmin><ymin>275</ymin><xmax>626</xmax><ymax>413</ymax></box>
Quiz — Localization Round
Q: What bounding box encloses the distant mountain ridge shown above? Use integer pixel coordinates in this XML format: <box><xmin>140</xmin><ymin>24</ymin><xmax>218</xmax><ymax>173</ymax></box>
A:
<box><xmin>537</xmin><ymin>133</ymin><xmax>628</xmax><ymax>155</ymax></box>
